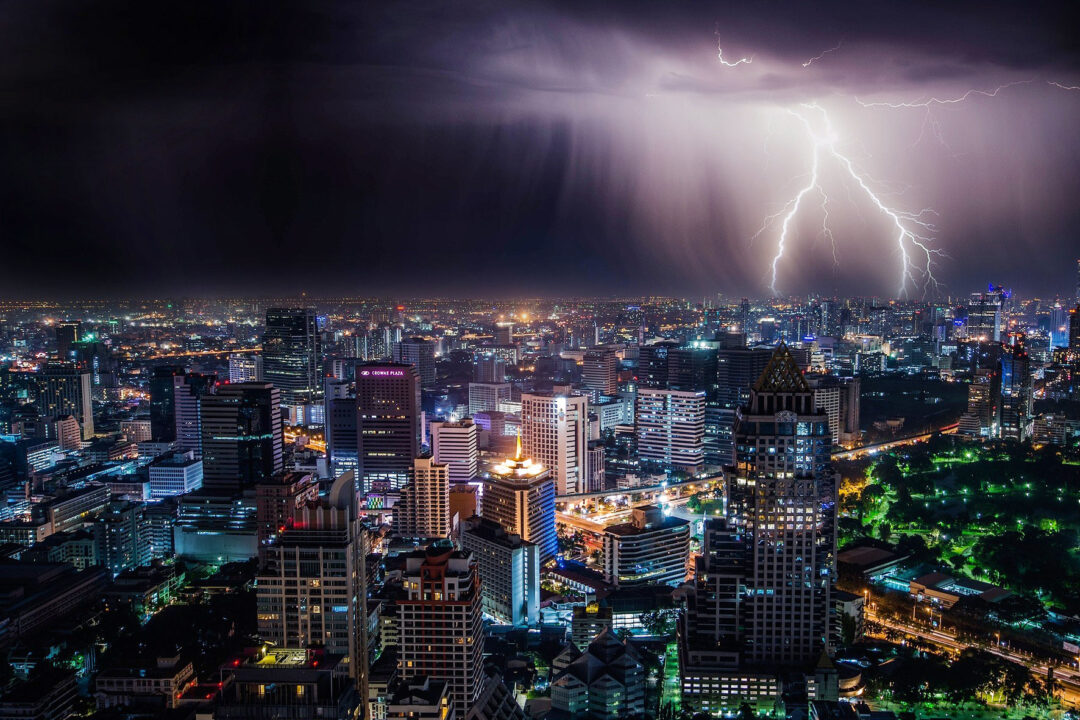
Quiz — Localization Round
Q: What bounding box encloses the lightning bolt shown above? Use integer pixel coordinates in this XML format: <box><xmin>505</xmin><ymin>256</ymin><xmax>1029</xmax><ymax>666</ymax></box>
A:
<box><xmin>854</xmin><ymin>79</ymin><xmax>1033</xmax><ymax>108</ymax></box>
<box><xmin>716</xmin><ymin>32</ymin><xmax>752</xmax><ymax>67</ymax></box>
<box><xmin>802</xmin><ymin>41</ymin><xmax>843</xmax><ymax>68</ymax></box>
<box><xmin>1048</xmin><ymin>80</ymin><xmax>1080</xmax><ymax>91</ymax></box>
<box><xmin>764</xmin><ymin>104</ymin><xmax>942</xmax><ymax>298</ymax></box>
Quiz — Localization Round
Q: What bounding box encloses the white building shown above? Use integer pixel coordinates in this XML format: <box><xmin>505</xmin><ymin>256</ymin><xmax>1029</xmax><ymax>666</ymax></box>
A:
<box><xmin>469</xmin><ymin>382</ymin><xmax>512</xmax><ymax>415</ymax></box>
<box><xmin>228</xmin><ymin>353</ymin><xmax>264</xmax><ymax>383</ymax></box>
<box><xmin>147</xmin><ymin>451</ymin><xmax>203</xmax><ymax>498</ymax></box>
<box><xmin>431</xmin><ymin>419</ymin><xmax>478</xmax><ymax>484</ymax></box>
<box><xmin>460</xmin><ymin>516</ymin><xmax>540</xmax><ymax>627</ymax></box>
<box><xmin>520</xmin><ymin>388</ymin><xmax>588</xmax><ymax>495</ymax></box>
<box><xmin>602</xmin><ymin>505</ymin><xmax>689</xmax><ymax>588</ymax></box>
<box><xmin>393</xmin><ymin>457</ymin><xmax>450</xmax><ymax>539</ymax></box>
<box><xmin>635</xmin><ymin>388</ymin><xmax>705</xmax><ymax>471</ymax></box>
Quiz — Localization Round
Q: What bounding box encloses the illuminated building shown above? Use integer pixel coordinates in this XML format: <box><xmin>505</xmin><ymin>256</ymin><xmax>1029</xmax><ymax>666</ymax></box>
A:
<box><xmin>1070</xmin><ymin>303</ymin><xmax>1080</xmax><ymax>350</ymax></box>
<box><xmin>257</xmin><ymin>472</ymin><xmax>368</xmax><ymax>679</ymax></box>
<box><xmin>482</xmin><ymin>437</ymin><xmax>557</xmax><ymax>564</ymax></box>
<box><xmin>431</xmin><ymin>419</ymin><xmax>478</xmax><ymax>484</ymax></box>
<box><xmin>550</xmin><ymin>629</ymin><xmax>645</xmax><ymax>720</ymax></box>
<box><xmin>228</xmin><ymin>353</ymin><xmax>264</xmax><ymax>383</ymax></box>
<box><xmin>397</xmin><ymin>542</ymin><xmax>484</xmax><ymax>713</ymax></box>
<box><xmin>493</xmin><ymin>321</ymin><xmax>514</xmax><ymax>346</ymax></box>
<box><xmin>147</xmin><ymin>450</ymin><xmax>203</xmax><ymax>497</ymax></box>
<box><xmin>520</xmin><ymin>388</ymin><xmax>588</xmax><ymax>495</ymax></box>
<box><xmin>958</xmin><ymin>368</ymin><xmax>999</xmax><ymax>438</ymax></box>
<box><xmin>680</xmin><ymin>344</ymin><xmax>838</xmax><ymax>714</ymax></box>
<box><xmin>635</xmin><ymin>388</ymin><xmax>705</xmax><ymax>471</ymax></box>
<box><xmin>54</xmin><ymin>321</ymin><xmax>81</xmax><ymax>361</ymax></box>
<box><xmin>393</xmin><ymin>337</ymin><xmax>436</xmax><ymax>388</ymax></box>
<box><xmin>172</xmin><ymin>372</ymin><xmax>216</xmax><ymax>457</ymax></box>
<box><xmin>356</xmin><ymin>362</ymin><xmax>420</xmax><ymax>493</ymax></box>
<box><xmin>966</xmin><ymin>286</ymin><xmax>1008</xmax><ymax>342</ymax></box>
<box><xmin>35</xmin><ymin>361</ymin><xmax>93</xmax><ymax>439</ymax></box>
<box><xmin>473</xmin><ymin>353</ymin><xmax>506</xmax><ymax>383</ymax></box>
<box><xmin>393</xmin><ymin>456</ymin><xmax>450</xmax><ymax>539</ymax></box>
<box><xmin>581</xmin><ymin>348</ymin><xmax>617</xmax><ymax>400</ymax></box>
<box><xmin>254</xmin><ymin>471</ymin><xmax>319</xmax><ymax>548</ymax></box>
<box><xmin>200</xmin><ymin>382</ymin><xmax>282</xmax><ymax>494</ymax></box>
<box><xmin>806</xmin><ymin>375</ymin><xmax>860</xmax><ymax>447</ymax></box>
<box><xmin>263</xmin><ymin>307</ymin><xmax>323</xmax><ymax>412</ymax></box>
<box><xmin>637</xmin><ymin>342</ymin><xmax>678</xmax><ymax>389</ymax></box>
<box><xmin>999</xmin><ymin>332</ymin><xmax>1033</xmax><ymax>442</ymax></box>
<box><xmin>325</xmin><ymin>378</ymin><xmax>358</xmax><ymax>478</ymax></box>
<box><xmin>715</xmin><ymin>347</ymin><xmax>773</xmax><ymax>465</ymax></box>
<box><xmin>216</xmin><ymin>649</ymin><xmax>362</xmax><ymax>720</ymax></box>
<box><xmin>149</xmin><ymin>365</ymin><xmax>185</xmax><ymax>442</ymax></box>
<box><xmin>601</xmin><ymin>505</ymin><xmax>689</xmax><ymax>588</ymax></box>
<box><xmin>386</xmin><ymin>677</ymin><xmax>454</xmax><ymax>720</ymax></box>
<box><xmin>460</xmin><ymin>515</ymin><xmax>540</xmax><ymax>627</ymax></box>
<box><xmin>468</xmin><ymin>382</ymin><xmax>511</xmax><ymax>415</ymax></box>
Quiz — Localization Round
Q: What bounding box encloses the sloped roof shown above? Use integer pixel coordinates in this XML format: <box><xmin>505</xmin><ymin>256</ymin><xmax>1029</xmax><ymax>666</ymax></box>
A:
<box><xmin>752</xmin><ymin>343</ymin><xmax>809</xmax><ymax>393</ymax></box>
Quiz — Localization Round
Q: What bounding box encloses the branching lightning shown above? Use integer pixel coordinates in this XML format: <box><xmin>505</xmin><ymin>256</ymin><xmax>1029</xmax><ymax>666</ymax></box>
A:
<box><xmin>763</xmin><ymin>104</ymin><xmax>943</xmax><ymax>298</ymax></box>
<box><xmin>716</xmin><ymin>32</ymin><xmax>752</xmax><ymax>67</ymax></box>
<box><xmin>802</xmin><ymin>41</ymin><xmax>843</xmax><ymax>68</ymax></box>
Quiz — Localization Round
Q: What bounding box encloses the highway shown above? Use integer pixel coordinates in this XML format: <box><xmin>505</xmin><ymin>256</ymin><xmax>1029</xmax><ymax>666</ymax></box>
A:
<box><xmin>866</xmin><ymin>607</ymin><xmax>1080</xmax><ymax>707</ymax></box>
<box><xmin>832</xmin><ymin>422</ymin><xmax>959</xmax><ymax>460</ymax></box>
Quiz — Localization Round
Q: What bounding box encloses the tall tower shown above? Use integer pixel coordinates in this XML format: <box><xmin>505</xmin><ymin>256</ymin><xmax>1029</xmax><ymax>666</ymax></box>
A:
<box><xmin>36</xmin><ymin>361</ymin><xmax>94</xmax><ymax>439</ymax></box>
<box><xmin>680</xmin><ymin>344</ymin><xmax>838</xmax><ymax>714</ymax></box>
<box><xmin>262</xmin><ymin>307</ymin><xmax>323</xmax><ymax>411</ymax></box>
<box><xmin>581</xmin><ymin>348</ymin><xmax>618</xmax><ymax>400</ymax></box>
<box><xmin>173</xmin><ymin>372</ymin><xmax>216</xmax><ymax>457</ymax></box>
<box><xmin>635</xmin><ymin>388</ymin><xmax>706</xmax><ymax>471</ymax></box>
<box><xmin>355</xmin><ymin>363</ymin><xmax>420</xmax><ymax>493</ymax></box>
<box><xmin>200</xmin><ymin>382</ymin><xmax>282</xmax><ymax>494</ymax></box>
<box><xmin>149</xmin><ymin>365</ymin><xmax>185</xmax><ymax>442</ymax></box>
<box><xmin>482</xmin><ymin>436</ymin><xmax>557</xmax><ymax>564</ymax></box>
<box><xmin>393</xmin><ymin>338</ymin><xmax>436</xmax><ymax>388</ymax></box>
<box><xmin>393</xmin><ymin>456</ymin><xmax>450</xmax><ymax>539</ymax></box>
<box><xmin>431</xmin><ymin>419</ymin><xmax>478</xmax><ymax>484</ymax></box>
<box><xmin>999</xmin><ymin>332</ymin><xmax>1033</xmax><ymax>442</ymax></box>
<box><xmin>520</xmin><ymin>388</ymin><xmax>588</xmax><ymax>495</ymax></box>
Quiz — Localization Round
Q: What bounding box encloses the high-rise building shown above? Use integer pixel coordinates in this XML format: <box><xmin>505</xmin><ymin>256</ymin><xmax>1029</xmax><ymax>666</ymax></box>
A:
<box><xmin>325</xmin><ymin>378</ymin><xmax>359</xmax><ymax>478</ymax></box>
<box><xmin>55</xmin><ymin>321</ymin><xmax>81</xmax><ymax>361</ymax></box>
<box><xmin>1000</xmin><ymin>333</ymin><xmax>1033</xmax><ymax>442</ymax></box>
<box><xmin>958</xmin><ymin>368</ymin><xmax>1000</xmax><ymax>438</ymax></box>
<box><xmin>200</xmin><ymin>382</ymin><xmax>282</xmax><ymax>494</ymax></box>
<box><xmin>667</xmin><ymin>347</ymin><xmax>719</xmax><ymax>398</ymax></box>
<box><xmin>468</xmin><ymin>382</ymin><xmax>511</xmax><ymax>415</ymax></box>
<box><xmin>1070</xmin><ymin>304</ymin><xmax>1080</xmax><ymax>350</ymax></box>
<box><xmin>473</xmin><ymin>353</ymin><xmax>506</xmax><ymax>384</ymax></box>
<box><xmin>460</xmin><ymin>515</ymin><xmax>540</xmax><ymax>627</ymax></box>
<box><xmin>581</xmin><ymin>348</ymin><xmax>617</xmax><ymax>400</ymax></box>
<box><xmin>262</xmin><ymin>307</ymin><xmax>323</xmax><ymax>410</ymax></box>
<box><xmin>635</xmin><ymin>388</ymin><xmax>705</xmax><ymax>471</ymax></box>
<box><xmin>228</xmin><ymin>353</ymin><xmax>264</xmax><ymax>383</ymax></box>
<box><xmin>172</xmin><ymin>372</ymin><xmax>216</xmax><ymax>457</ymax></box>
<box><xmin>393</xmin><ymin>338</ymin><xmax>436</xmax><ymax>388</ymax></box>
<box><xmin>806</xmin><ymin>375</ymin><xmax>860</xmax><ymax>447</ymax></box>
<box><xmin>602</xmin><ymin>505</ymin><xmax>689</xmax><ymax>588</ymax></box>
<box><xmin>257</xmin><ymin>472</ymin><xmax>367</xmax><ymax>680</ymax></box>
<box><xmin>147</xmin><ymin>451</ymin><xmax>204</xmax><ymax>498</ymax></box>
<box><xmin>493</xmin><ymin>321</ymin><xmax>514</xmax><ymax>346</ymax></box>
<box><xmin>356</xmin><ymin>363</ymin><xmax>420</xmax><ymax>493</ymax></box>
<box><xmin>715</xmin><ymin>347</ymin><xmax>773</xmax><ymax>465</ymax></box>
<box><xmin>431</xmin><ymin>419</ymin><xmax>478</xmax><ymax>484</ymax></box>
<box><xmin>95</xmin><ymin>500</ymin><xmax>150</xmax><ymax>576</ymax></box>
<box><xmin>680</xmin><ymin>344</ymin><xmax>838</xmax><ymax>714</ymax></box>
<box><xmin>394</xmin><ymin>456</ymin><xmax>450</xmax><ymax>539</ymax></box>
<box><xmin>35</xmin><ymin>361</ymin><xmax>94</xmax><ymax>439</ymax></box>
<box><xmin>149</xmin><ymin>366</ymin><xmax>186</xmax><ymax>442</ymax></box>
<box><xmin>638</xmin><ymin>342</ymin><xmax>679</xmax><ymax>388</ymax></box>
<box><xmin>397</xmin><ymin>542</ymin><xmax>485</xmax><ymax>712</ymax></box>
<box><xmin>520</xmin><ymin>388</ymin><xmax>588</xmax><ymax>495</ymax></box>
<box><xmin>482</xmin><ymin>439</ymin><xmax>557</xmax><ymax>564</ymax></box>
<box><xmin>254</xmin><ymin>471</ymin><xmax>319</xmax><ymax>547</ymax></box>
<box><xmin>966</xmin><ymin>286</ymin><xmax>1008</xmax><ymax>342</ymax></box>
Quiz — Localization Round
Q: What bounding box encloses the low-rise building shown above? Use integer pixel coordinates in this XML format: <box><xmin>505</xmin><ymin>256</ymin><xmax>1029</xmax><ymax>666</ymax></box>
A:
<box><xmin>94</xmin><ymin>655</ymin><xmax>196</xmax><ymax>710</ymax></box>
<box><xmin>602</xmin><ymin>505</ymin><xmax>689</xmax><ymax>588</ymax></box>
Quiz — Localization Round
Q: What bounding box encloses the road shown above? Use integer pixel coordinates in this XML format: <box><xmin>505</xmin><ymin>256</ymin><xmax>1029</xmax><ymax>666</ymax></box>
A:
<box><xmin>832</xmin><ymin>422</ymin><xmax>959</xmax><ymax>460</ymax></box>
<box><xmin>866</xmin><ymin>607</ymin><xmax>1080</xmax><ymax>707</ymax></box>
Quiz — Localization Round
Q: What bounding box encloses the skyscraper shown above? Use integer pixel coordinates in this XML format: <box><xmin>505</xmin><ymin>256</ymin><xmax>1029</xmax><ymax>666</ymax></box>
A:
<box><xmin>200</xmin><ymin>382</ymin><xmax>282</xmax><ymax>494</ymax></box>
<box><xmin>35</xmin><ymin>361</ymin><xmax>94</xmax><ymax>439</ymax></box>
<box><xmin>999</xmin><ymin>332</ymin><xmax>1033</xmax><ymax>442</ymax></box>
<box><xmin>966</xmin><ymin>286</ymin><xmax>1007</xmax><ymax>342</ymax></box>
<box><xmin>468</xmin><ymin>382</ymin><xmax>511</xmax><ymax>415</ymax></box>
<box><xmin>393</xmin><ymin>456</ymin><xmax>450</xmax><ymax>539</ymax></box>
<box><xmin>173</xmin><ymin>372</ymin><xmax>216</xmax><ymax>457</ymax></box>
<box><xmin>581</xmin><ymin>348</ymin><xmax>617</xmax><ymax>400</ymax></box>
<box><xmin>638</xmin><ymin>342</ymin><xmax>678</xmax><ymax>388</ymax></box>
<box><xmin>393</xmin><ymin>337</ymin><xmax>436</xmax><ymax>388</ymax></box>
<box><xmin>482</xmin><ymin>438</ymin><xmax>557</xmax><ymax>564</ymax></box>
<box><xmin>228</xmin><ymin>353</ymin><xmax>264</xmax><ymax>383</ymax></box>
<box><xmin>680</xmin><ymin>344</ymin><xmax>838</xmax><ymax>714</ymax></box>
<box><xmin>55</xmin><ymin>321</ymin><xmax>81</xmax><ymax>361</ymax></box>
<box><xmin>397</xmin><ymin>542</ymin><xmax>485</xmax><ymax>713</ymax></box>
<box><xmin>430</xmin><ymin>419</ymin><xmax>478</xmax><ymax>484</ymax></box>
<box><xmin>460</xmin><ymin>515</ymin><xmax>540</xmax><ymax>627</ymax></box>
<box><xmin>262</xmin><ymin>307</ymin><xmax>323</xmax><ymax>410</ymax></box>
<box><xmin>356</xmin><ymin>363</ymin><xmax>420</xmax><ymax>493</ymax></box>
<box><xmin>1070</xmin><ymin>304</ymin><xmax>1080</xmax><ymax>350</ymax></box>
<box><xmin>472</xmin><ymin>353</ymin><xmax>506</xmax><ymax>384</ymax></box>
<box><xmin>635</xmin><ymin>388</ymin><xmax>706</xmax><ymax>471</ymax></box>
<box><xmin>149</xmin><ymin>365</ymin><xmax>185</xmax><ymax>442</ymax></box>
<box><xmin>715</xmin><ymin>347</ymin><xmax>774</xmax><ymax>465</ymax></box>
<box><xmin>325</xmin><ymin>377</ymin><xmax>359</xmax><ymax>478</ymax></box>
<box><xmin>520</xmin><ymin>388</ymin><xmax>588</xmax><ymax>495</ymax></box>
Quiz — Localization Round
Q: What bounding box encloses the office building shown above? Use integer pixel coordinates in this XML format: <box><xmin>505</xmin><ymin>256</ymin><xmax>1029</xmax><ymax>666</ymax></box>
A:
<box><xmin>473</xmin><ymin>353</ymin><xmax>507</xmax><ymax>383</ymax></box>
<box><xmin>668</xmin><ymin>347</ymin><xmax>719</xmax><ymax>398</ymax></box>
<box><xmin>966</xmin><ymin>286</ymin><xmax>1007</xmax><ymax>342</ymax></box>
<box><xmin>255</xmin><ymin>471</ymin><xmax>320</xmax><ymax>546</ymax></box>
<box><xmin>173</xmin><ymin>372</ymin><xmax>216</xmax><ymax>457</ymax></box>
<box><xmin>958</xmin><ymin>368</ymin><xmax>1000</xmax><ymax>438</ymax></box>
<box><xmin>55</xmin><ymin>321</ymin><xmax>81</xmax><ymax>360</ymax></box>
<box><xmin>393</xmin><ymin>337</ymin><xmax>436</xmax><ymax>388</ymax></box>
<box><xmin>431</xmin><ymin>419</ymin><xmax>478</xmax><ymax>484</ymax></box>
<box><xmin>581</xmin><ymin>348</ymin><xmax>618</xmax><ymax>400</ymax></box>
<box><xmin>520</xmin><ymin>388</ymin><xmax>588</xmax><ymax>495</ymax></box>
<box><xmin>149</xmin><ymin>365</ymin><xmax>185</xmax><ymax>442</ymax></box>
<box><xmin>263</xmin><ymin>307</ymin><xmax>323</xmax><ymax>409</ymax></box>
<box><xmin>469</xmin><ymin>382</ymin><xmax>512</xmax><ymax>415</ymax></box>
<box><xmin>635</xmin><ymin>388</ymin><xmax>705</xmax><ymax>471</ymax></box>
<box><xmin>1070</xmin><ymin>304</ymin><xmax>1080</xmax><ymax>351</ymax></box>
<box><xmin>35</xmin><ymin>361</ymin><xmax>94</xmax><ymax>439</ymax></box>
<box><xmin>602</xmin><ymin>505</ymin><xmax>689</xmax><ymax>588</ymax></box>
<box><xmin>397</xmin><ymin>542</ymin><xmax>485</xmax><ymax>713</ymax></box>
<box><xmin>493</xmin><ymin>321</ymin><xmax>514</xmax><ymax>346</ymax></box>
<box><xmin>228</xmin><ymin>353</ymin><xmax>264</xmax><ymax>383</ymax></box>
<box><xmin>806</xmin><ymin>375</ymin><xmax>861</xmax><ymax>447</ymax></box>
<box><xmin>356</xmin><ymin>363</ymin><xmax>420</xmax><ymax>493</ymax></box>
<box><xmin>550</xmin><ymin>629</ymin><xmax>645</xmax><ymax>720</ymax></box>
<box><xmin>680</xmin><ymin>344</ymin><xmax>838</xmax><ymax>714</ymax></box>
<box><xmin>999</xmin><ymin>332</ymin><xmax>1033</xmax><ymax>442</ymax></box>
<box><xmin>147</xmin><ymin>450</ymin><xmax>204</xmax><ymax>497</ymax></box>
<box><xmin>200</xmin><ymin>382</ymin><xmax>282</xmax><ymax>494</ymax></box>
<box><xmin>95</xmin><ymin>500</ymin><xmax>150</xmax><ymax>576</ymax></box>
<box><xmin>257</xmin><ymin>472</ymin><xmax>368</xmax><ymax>679</ymax></box>
<box><xmin>715</xmin><ymin>347</ymin><xmax>774</xmax><ymax>465</ymax></box>
<box><xmin>460</xmin><ymin>515</ymin><xmax>540</xmax><ymax>627</ymax></box>
<box><xmin>482</xmin><ymin>439</ymin><xmax>557</xmax><ymax>564</ymax></box>
<box><xmin>325</xmin><ymin>378</ymin><xmax>359</xmax><ymax>478</ymax></box>
<box><xmin>393</xmin><ymin>456</ymin><xmax>450</xmax><ymax>539</ymax></box>
<box><xmin>638</xmin><ymin>342</ymin><xmax>679</xmax><ymax>388</ymax></box>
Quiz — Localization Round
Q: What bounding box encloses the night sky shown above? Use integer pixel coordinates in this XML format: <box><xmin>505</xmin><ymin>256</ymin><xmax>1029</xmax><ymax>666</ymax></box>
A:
<box><xmin>1</xmin><ymin>1</ymin><xmax>1078</xmax><ymax>299</ymax></box>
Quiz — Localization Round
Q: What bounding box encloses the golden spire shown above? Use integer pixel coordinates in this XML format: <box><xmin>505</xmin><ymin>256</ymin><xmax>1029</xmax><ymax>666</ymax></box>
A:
<box><xmin>515</xmin><ymin>429</ymin><xmax>523</xmax><ymax>460</ymax></box>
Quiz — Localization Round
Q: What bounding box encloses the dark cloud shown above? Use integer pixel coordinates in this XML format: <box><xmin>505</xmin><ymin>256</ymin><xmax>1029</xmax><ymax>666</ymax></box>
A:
<box><xmin>0</xmin><ymin>0</ymin><xmax>1077</xmax><ymax>299</ymax></box>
